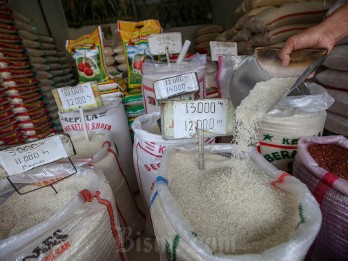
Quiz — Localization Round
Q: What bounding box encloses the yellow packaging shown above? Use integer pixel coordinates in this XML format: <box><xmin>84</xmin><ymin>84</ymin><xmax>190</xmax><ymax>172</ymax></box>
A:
<box><xmin>117</xmin><ymin>19</ymin><xmax>162</xmax><ymax>91</ymax></box>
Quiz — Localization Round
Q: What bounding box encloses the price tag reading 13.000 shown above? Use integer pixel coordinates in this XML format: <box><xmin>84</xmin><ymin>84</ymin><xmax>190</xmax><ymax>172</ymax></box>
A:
<box><xmin>53</xmin><ymin>82</ymin><xmax>103</xmax><ymax>113</ymax></box>
<box><xmin>169</xmin><ymin>99</ymin><xmax>234</xmax><ymax>139</ymax></box>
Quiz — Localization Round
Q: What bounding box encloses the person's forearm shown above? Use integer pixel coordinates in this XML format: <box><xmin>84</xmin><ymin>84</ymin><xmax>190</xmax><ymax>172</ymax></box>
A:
<box><xmin>321</xmin><ymin>4</ymin><xmax>348</xmax><ymax>43</ymax></box>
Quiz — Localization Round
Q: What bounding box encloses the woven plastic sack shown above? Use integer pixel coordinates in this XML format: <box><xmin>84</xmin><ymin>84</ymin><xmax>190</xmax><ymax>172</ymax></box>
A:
<box><xmin>325</xmin><ymin>111</ymin><xmax>348</xmax><ymax>136</ymax></box>
<box><xmin>323</xmin><ymin>44</ymin><xmax>348</xmax><ymax>72</ymax></box>
<box><xmin>257</xmin><ymin>83</ymin><xmax>334</xmax><ymax>173</ymax></box>
<box><xmin>316</xmin><ymin>69</ymin><xmax>348</xmax><ymax>91</ymax></box>
<box><xmin>68</xmin><ymin>131</ymin><xmax>145</xmax><ymax>238</ymax></box>
<box><xmin>150</xmin><ymin>144</ymin><xmax>322</xmax><ymax>261</ymax></box>
<box><xmin>292</xmin><ymin>135</ymin><xmax>348</xmax><ymax>260</ymax></box>
<box><xmin>326</xmin><ymin>88</ymin><xmax>348</xmax><ymax>117</ymax></box>
<box><xmin>0</xmin><ymin>165</ymin><xmax>126</xmax><ymax>261</ymax></box>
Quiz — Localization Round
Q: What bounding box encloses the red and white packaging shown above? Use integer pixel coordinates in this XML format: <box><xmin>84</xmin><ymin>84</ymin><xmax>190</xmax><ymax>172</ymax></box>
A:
<box><xmin>25</xmin><ymin>128</ymin><xmax>55</xmax><ymax>142</ymax></box>
<box><xmin>0</xmin><ymin>32</ymin><xmax>21</xmax><ymax>43</ymax></box>
<box><xmin>10</xmin><ymin>92</ymin><xmax>42</xmax><ymax>105</ymax></box>
<box><xmin>15</xmin><ymin>107</ymin><xmax>48</xmax><ymax>121</ymax></box>
<box><xmin>0</xmin><ymin>42</ymin><xmax>25</xmax><ymax>53</ymax></box>
<box><xmin>0</xmin><ymin>59</ymin><xmax>31</xmax><ymax>69</ymax></box>
<box><xmin>0</xmin><ymin>69</ymin><xmax>33</xmax><ymax>79</ymax></box>
<box><xmin>0</xmin><ymin>14</ymin><xmax>14</xmax><ymax>24</ymax></box>
<box><xmin>1</xmin><ymin>77</ymin><xmax>39</xmax><ymax>88</ymax></box>
<box><xmin>18</xmin><ymin>114</ymin><xmax>51</xmax><ymax>129</ymax></box>
<box><xmin>0</xmin><ymin>23</ymin><xmax>17</xmax><ymax>34</ymax></box>
<box><xmin>0</xmin><ymin>51</ymin><xmax>27</xmax><ymax>61</ymax></box>
<box><xmin>5</xmin><ymin>86</ymin><xmax>39</xmax><ymax>96</ymax></box>
<box><xmin>20</xmin><ymin>121</ymin><xmax>52</xmax><ymax>136</ymax></box>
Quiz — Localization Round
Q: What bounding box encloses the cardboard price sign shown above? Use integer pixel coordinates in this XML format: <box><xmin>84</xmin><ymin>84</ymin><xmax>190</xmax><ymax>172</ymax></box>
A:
<box><xmin>0</xmin><ymin>134</ymin><xmax>75</xmax><ymax>179</ymax></box>
<box><xmin>154</xmin><ymin>72</ymin><xmax>199</xmax><ymax>100</ymax></box>
<box><xmin>148</xmin><ymin>32</ymin><xmax>182</xmax><ymax>55</ymax></box>
<box><xmin>210</xmin><ymin>41</ymin><xmax>238</xmax><ymax>61</ymax></box>
<box><xmin>161</xmin><ymin>98</ymin><xmax>234</xmax><ymax>139</ymax></box>
<box><xmin>52</xmin><ymin>82</ymin><xmax>103</xmax><ymax>113</ymax></box>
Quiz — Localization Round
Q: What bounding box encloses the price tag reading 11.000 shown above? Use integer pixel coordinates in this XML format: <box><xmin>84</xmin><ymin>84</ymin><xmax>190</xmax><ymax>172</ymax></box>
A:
<box><xmin>53</xmin><ymin>82</ymin><xmax>103</xmax><ymax>113</ymax></box>
<box><xmin>168</xmin><ymin>99</ymin><xmax>234</xmax><ymax>139</ymax></box>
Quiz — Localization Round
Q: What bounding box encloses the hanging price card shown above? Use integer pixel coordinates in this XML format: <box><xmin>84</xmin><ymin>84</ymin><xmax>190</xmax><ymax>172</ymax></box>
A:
<box><xmin>148</xmin><ymin>32</ymin><xmax>182</xmax><ymax>55</ymax></box>
<box><xmin>0</xmin><ymin>134</ymin><xmax>76</xmax><ymax>179</ymax></box>
<box><xmin>52</xmin><ymin>81</ymin><xmax>103</xmax><ymax>113</ymax></box>
<box><xmin>210</xmin><ymin>41</ymin><xmax>238</xmax><ymax>61</ymax></box>
<box><xmin>161</xmin><ymin>98</ymin><xmax>234</xmax><ymax>139</ymax></box>
<box><xmin>154</xmin><ymin>72</ymin><xmax>199</xmax><ymax>100</ymax></box>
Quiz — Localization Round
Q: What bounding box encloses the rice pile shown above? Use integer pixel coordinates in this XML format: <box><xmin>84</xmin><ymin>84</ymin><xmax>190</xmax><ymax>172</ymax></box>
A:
<box><xmin>233</xmin><ymin>77</ymin><xmax>296</xmax><ymax>152</ymax></box>
<box><xmin>0</xmin><ymin>176</ymin><xmax>88</xmax><ymax>239</ymax></box>
<box><xmin>168</xmin><ymin>152</ymin><xmax>298</xmax><ymax>254</ymax></box>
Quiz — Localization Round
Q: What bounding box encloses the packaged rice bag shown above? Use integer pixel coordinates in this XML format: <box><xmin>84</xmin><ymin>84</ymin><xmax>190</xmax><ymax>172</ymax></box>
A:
<box><xmin>0</xmin><ymin>33</ymin><xmax>21</xmax><ymax>43</ymax></box>
<box><xmin>1</xmin><ymin>77</ymin><xmax>38</xmax><ymax>88</ymax></box>
<box><xmin>0</xmin><ymin>51</ymin><xmax>27</xmax><ymax>61</ymax></box>
<box><xmin>117</xmin><ymin>19</ymin><xmax>162</xmax><ymax>91</ymax></box>
<box><xmin>12</xmin><ymin>100</ymin><xmax>45</xmax><ymax>113</ymax></box>
<box><xmin>66</xmin><ymin>26</ymin><xmax>114</xmax><ymax>84</ymax></box>
<box><xmin>0</xmin><ymin>59</ymin><xmax>30</xmax><ymax>69</ymax></box>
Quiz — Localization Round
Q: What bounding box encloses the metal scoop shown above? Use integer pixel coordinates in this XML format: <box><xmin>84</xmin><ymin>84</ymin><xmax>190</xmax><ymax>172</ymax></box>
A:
<box><xmin>229</xmin><ymin>47</ymin><xmax>327</xmax><ymax>107</ymax></box>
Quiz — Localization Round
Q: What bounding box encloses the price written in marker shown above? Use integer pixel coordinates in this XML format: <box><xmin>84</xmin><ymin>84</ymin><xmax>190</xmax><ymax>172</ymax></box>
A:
<box><xmin>210</xmin><ymin>41</ymin><xmax>238</xmax><ymax>61</ymax></box>
<box><xmin>154</xmin><ymin>72</ymin><xmax>199</xmax><ymax>100</ymax></box>
<box><xmin>161</xmin><ymin>99</ymin><xmax>234</xmax><ymax>139</ymax></box>
<box><xmin>52</xmin><ymin>82</ymin><xmax>103</xmax><ymax>113</ymax></box>
<box><xmin>148</xmin><ymin>32</ymin><xmax>182</xmax><ymax>55</ymax></box>
<box><xmin>0</xmin><ymin>134</ymin><xmax>75</xmax><ymax>177</ymax></box>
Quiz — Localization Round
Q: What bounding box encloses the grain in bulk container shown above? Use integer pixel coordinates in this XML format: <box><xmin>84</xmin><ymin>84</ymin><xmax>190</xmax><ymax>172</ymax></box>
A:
<box><xmin>69</xmin><ymin>131</ymin><xmax>145</xmax><ymax>238</ymax></box>
<box><xmin>0</xmin><ymin>165</ymin><xmax>126</xmax><ymax>261</ymax></box>
<box><xmin>257</xmin><ymin>83</ymin><xmax>334</xmax><ymax>173</ymax></box>
<box><xmin>293</xmin><ymin>135</ymin><xmax>348</xmax><ymax>261</ymax></box>
<box><xmin>132</xmin><ymin>112</ymin><xmax>214</xmax><ymax>235</ymax></box>
<box><xmin>58</xmin><ymin>95</ymin><xmax>138</xmax><ymax>192</ymax></box>
<box><xmin>150</xmin><ymin>144</ymin><xmax>322</xmax><ymax>261</ymax></box>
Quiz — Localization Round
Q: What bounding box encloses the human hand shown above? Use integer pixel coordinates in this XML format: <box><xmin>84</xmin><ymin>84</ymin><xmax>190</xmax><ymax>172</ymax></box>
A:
<box><xmin>279</xmin><ymin>25</ymin><xmax>334</xmax><ymax>66</ymax></box>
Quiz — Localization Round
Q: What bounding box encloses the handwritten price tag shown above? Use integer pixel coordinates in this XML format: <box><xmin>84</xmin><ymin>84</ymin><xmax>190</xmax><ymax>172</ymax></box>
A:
<box><xmin>210</xmin><ymin>41</ymin><xmax>238</xmax><ymax>61</ymax></box>
<box><xmin>160</xmin><ymin>98</ymin><xmax>234</xmax><ymax>139</ymax></box>
<box><xmin>52</xmin><ymin>82</ymin><xmax>103</xmax><ymax>113</ymax></box>
<box><xmin>0</xmin><ymin>134</ymin><xmax>75</xmax><ymax>178</ymax></box>
<box><xmin>148</xmin><ymin>32</ymin><xmax>182</xmax><ymax>55</ymax></box>
<box><xmin>154</xmin><ymin>72</ymin><xmax>199</xmax><ymax>100</ymax></box>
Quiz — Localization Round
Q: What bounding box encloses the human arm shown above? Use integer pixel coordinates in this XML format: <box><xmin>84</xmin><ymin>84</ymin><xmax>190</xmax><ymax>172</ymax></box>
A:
<box><xmin>279</xmin><ymin>3</ymin><xmax>348</xmax><ymax>66</ymax></box>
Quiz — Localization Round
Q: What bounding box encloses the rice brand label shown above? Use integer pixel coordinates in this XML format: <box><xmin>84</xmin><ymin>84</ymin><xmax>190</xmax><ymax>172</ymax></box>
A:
<box><xmin>148</xmin><ymin>32</ymin><xmax>182</xmax><ymax>55</ymax></box>
<box><xmin>154</xmin><ymin>72</ymin><xmax>199</xmax><ymax>100</ymax></box>
<box><xmin>161</xmin><ymin>98</ymin><xmax>234</xmax><ymax>139</ymax></box>
<box><xmin>118</xmin><ymin>20</ymin><xmax>162</xmax><ymax>90</ymax></box>
<box><xmin>52</xmin><ymin>82</ymin><xmax>103</xmax><ymax>112</ymax></box>
<box><xmin>23</xmin><ymin>229</ymin><xmax>70</xmax><ymax>261</ymax></box>
<box><xmin>258</xmin><ymin>132</ymin><xmax>322</xmax><ymax>173</ymax></box>
<box><xmin>210</xmin><ymin>41</ymin><xmax>238</xmax><ymax>61</ymax></box>
<box><xmin>0</xmin><ymin>134</ymin><xmax>73</xmax><ymax>177</ymax></box>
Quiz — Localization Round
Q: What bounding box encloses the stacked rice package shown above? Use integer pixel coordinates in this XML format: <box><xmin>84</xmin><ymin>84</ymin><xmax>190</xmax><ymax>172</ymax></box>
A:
<box><xmin>217</xmin><ymin>0</ymin><xmax>332</xmax><ymax>55</ymax></box>
<box><xmin>193</xmin><ymin>24</ymin><xmax>224</xmax><ymax>54</ymax></box>
<box><xmin>316</xmin><ymin>40</ymin><xmax>348</xmax><ymax>136</ymax></box>
<box><xmin>0</xmin><ymin>3</ymin><xmax>69</xmax><ymax>146</ymax></box>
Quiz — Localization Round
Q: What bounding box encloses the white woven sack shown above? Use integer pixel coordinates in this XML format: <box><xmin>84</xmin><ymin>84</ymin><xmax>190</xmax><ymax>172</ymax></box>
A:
<box><xmin>0</xmin><ymin>166</ymin><xmax>126</xmax><ymax>261</ymax></box>
<box><xmin>316</xmin><ymin>69</ymin><xmax>348</xmax><ymax>90</ymax></box>
<box><xmin>258</xmin><ymin>83</ymin><xmax>334</xmax><ymax>173</ymax></box>
<box><xmin>59</xmin><ymin>98</ymin><xmax>137</xmax><ymax>192</ymax></box>
<box><xmin>69</xmin><ymin>131</ymin><xmax>145</xmax><ymax>238</ymax></box>
<box><xmin>323</xmin><ymin>45</ymin><xmax>348</xmax><ymax>71</ymax></box>
<box><xmin>150</xmin><ymin>144</ymin><xmax>322</xmax><ymax>261</ymax></box>
<box><xmin>132</xmin><ymin>112</ymin><xmax>215</xmax><ymax>211</ymax></box>
<box><xmin>325</xmin><ymin>111</ymin><xmax>348</xmax><ymax>136</ymax></box>
<box><xmin>326</xmin><ymin>89</ymin><xmax>348</xmax><ymax>117</ymax></box>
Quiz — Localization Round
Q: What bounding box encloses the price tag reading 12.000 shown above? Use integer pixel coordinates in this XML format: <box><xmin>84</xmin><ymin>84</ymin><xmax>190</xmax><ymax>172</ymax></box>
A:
<box><xmin>53</xmin><ymin>82</ymin><xmax>103</xmax><ymax>113</ymax></box>
<box><xmin>169</xmin><ymin>99</ymin><xmax>234</xmax><ymax>139</ymax></box>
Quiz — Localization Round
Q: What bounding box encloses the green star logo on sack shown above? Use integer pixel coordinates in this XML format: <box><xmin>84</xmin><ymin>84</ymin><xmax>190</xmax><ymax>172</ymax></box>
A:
<box><xmin>263</xmin><ymin>133</ymin><xmax>273</xmax><ymax>141</ymax></box>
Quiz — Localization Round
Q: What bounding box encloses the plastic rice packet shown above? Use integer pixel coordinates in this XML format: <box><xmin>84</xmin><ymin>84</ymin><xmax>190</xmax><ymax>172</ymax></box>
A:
<box><xmin>150</xmin><ymin>143</ymin><xmax>322</xmax><ymax>261</ymax></box>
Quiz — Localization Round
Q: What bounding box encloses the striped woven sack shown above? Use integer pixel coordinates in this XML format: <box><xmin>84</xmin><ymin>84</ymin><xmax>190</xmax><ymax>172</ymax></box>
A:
<box><xmin>150</xmin><ymin>144</ymin><xmax>322</xmax><ymax>261</ymax></box>
<box><xmin>293</xmin><ymin>135</ymin><xmax>348</xmax><ymax>261</ymax></box>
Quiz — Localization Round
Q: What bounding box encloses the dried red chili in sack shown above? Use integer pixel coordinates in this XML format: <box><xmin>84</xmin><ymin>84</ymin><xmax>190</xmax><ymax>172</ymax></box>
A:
<box><xmin>293</xmin><ymin>135</ymin><xmax>348</xmax><ymax>261</ymax></box>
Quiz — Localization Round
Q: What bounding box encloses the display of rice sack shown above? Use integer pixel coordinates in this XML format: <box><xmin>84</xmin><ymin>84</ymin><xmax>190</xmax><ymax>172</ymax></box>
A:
<box><xmin>232</xmin><ymin>28</ymin><xmax>251</xmax><ymax>42</ymax></box>
<box><xmin>316</xmin><ymin>69</ymin><xmax>348</xmax><ymax>91</ymax></box>
<box><xmin>215</xmin><ymin>27</ymin><xmax>238</xmax><ymax>42</ymax></box>
<box><xmin>250</xmin><ymin>23</ymin><xmax>315</xmax><ymax>46</ymax></box>
<box><xmin>142</xmin><ymin>54</ymin><xmax>206</xmax><ymax>113</ymax></box>
<box><xmin>0</xmin><ymin>165</ymin><xmax>127</xmax><ymax>261</ymax></box>
<box><xmin>66</xmin><ymin>27</ymin><xmax>114</xmax><ymax>85</ymax></box>
<box><xmin>0</xmin><ymin>32</ymin><xmax>21</xmax><ymax>44</ymax></box>
<box><xmin>69</xmin><ymin>131</ymin><xmax>145</xmax><ymax>238</ymax></box>
<box><xmin>323</xmin><ymin>44</ymin><xmax>348</xmax><ymax>71</ymax></box>
<box><xmin>325</xmin><ymin>111</ymin><xmax>348</xmax><ymax>136</ymax></box>
<box><xmin>292</xmin><ymin>135</ymin><xmax>348</xmax><ymax>260</ymax></box>
<box><xmin>250</xmin><ymin>1</ymin><xmax>330</xmax><ymax>33</ymax></box>
<box><xmin>132</xmin><ymin>112</ymin><xmax>215</xmax><ymax>211</ymax></box>
<box><xmin>150</xmin><ymin>144</ymin><xmax>321</xmax><ymax>261</ymax></box>
<box><xmin>0</xmin><ymin>59</ymin><xmax>30</xmax><ymax>69</ymax></box>
<box><xmin>257</xmin><ymin>83</ymin><xmax>334</xmax><ymax>173</ymax></box>
<box><xmin>117</xmin><ymin>19</ymin><xmax>162</xmax><ymax>91</ymax></box>
<box><xmin>58</xmin><ymin>99</ymin><xmax>138</xmax><ymax>192</ymax></box>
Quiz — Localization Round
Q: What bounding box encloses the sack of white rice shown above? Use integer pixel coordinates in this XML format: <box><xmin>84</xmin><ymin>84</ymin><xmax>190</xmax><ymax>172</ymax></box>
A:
<box><xmin>257</xmin><ymin>83</ymin><xmax>334</xmax><ymax>173</ymax></box>
<box><xmin>59</xmin><ymin>98</ymin><xmax>138</xmax><ymax>192</ymax></box>
<box><xmin>0</xmin><ymin>165</ymin><xmax>126</xmax><ymax>261</ymax></box>
<box><xmin>292</xmin><ymin>135</ymin><xmax>348</xmax><ymax>260</ymax></box>
<box><xmin>69</xmin><ymin>131</ymin><xmax>145</xmax><ymax>238</ymax></box>
<box><xmin>150</xmin><ymin>144</ymin><xmax>322</xmax><ymax>261</ymax></box>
